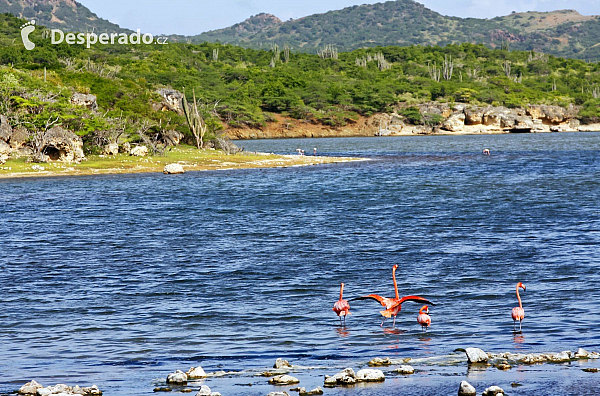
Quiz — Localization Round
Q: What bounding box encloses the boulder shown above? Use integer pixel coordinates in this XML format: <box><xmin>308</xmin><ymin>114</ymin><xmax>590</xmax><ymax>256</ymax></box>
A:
<box><xmin>550</xmin><ymin>351</ymin><xmax>571</xmax><ymax>362</ymax></box>
<box><xmin>267</xmin><ymin>392</ymin><xmax>290</xmax><ymax>396</ymax></box>
<box><xmin>458</xmin><ymin>380</ymin><xmax>476</xmax><ymax>396</ymax></box>
<box><xmin>465</xmin><ymin>348</ymin><xmax>489</xmax><ymax>364</ymax></box>
<box><xmin>18</xmin><ymin>380</ymin><xmax>43</xmax><ymax>395</ymax></box>
<box><xmin>306</xmin><ymin>387</ymin><xmax>323</xmax><ymax>395</ymax></box>
<box><xmin>394</xmin><ymin>365</ymin><xmax>414</xmax><ymax>375</ymax></box>
<box><xmin>482</xmin><ymin>385</ymin><xmax>504</xmax><ymax>396</ymax></box>
<box><xmin>166</xmin><ymin>370</ymin><xmax>188</xmax><ymax>385</ymax></box>
<box><xmin>324</xmin><ymin>368</ymin><xmax>356</xmax><ymax>387</ymax></box>
<box><xmin>35</xmin><ymin>126</ymin><xmax>85</xmax><ymax>163</ymax></box>
<box><xmin>120</xmin><ymin>142</ymin><xmax>131</xmax><ymax>154</ymax></box>
<box><xmin>368</xmin><ymin>357</ymin><xmax>392</xmax><ymax>366</ymax></box>
<box><xmin>186</xmin><ymin>366</ymin><xmax>207</xmax><ymax>379</ymax></box>
<box><xmin>464</xmin><ymin>107</ymin><xmax>484</xmax><ymax>125</ymax></box>
<box><xmin>103</xmin><ymin>143</ymin><xmax>119</xmax><ymax>156</ymax></box>
<box><xmin>269</xmin><ymin>375</ymin><xmax>300</xmax><ymax>385</ymax></box>
<box><xmin>442</xmin><ymin>113</ymin><xmax>466</xmax><ymax>132</ymax></box>
<box><xmin>576</xmin><ymin>348</ymin><xmax>591</xmax><ymax>358</ymax></box>
<box><xmin>130</xmin><ymin>145</ymin><xmax>148</xmax><ymax>157</ymax></box>
<box><xmin>156</xmin><ymin>88</ymin><xmax>184</xmax><ymax>115</ymax></box>
<box><xmin>195</xmin><ymin>385</ymin><xmax>211</xmax><ymax>396</ymax></box>
<box><xmin>273</xmin><ymin>358</ymin><xmax>292</xmax><ymax>369</ymax></box>
<box><xmin>71</xmin><ymin>93</ymin><xmax>98</xmax><ymax>111</ymax></box>
<box><xmin>209</xmin><ymin>393</ymin><xmax>221</xmax><ymax>396</ymax></box>
<box><xmin>355</xmin><ymin>369</ymin><xmax>385</xmax><ymax>382</ymax></box>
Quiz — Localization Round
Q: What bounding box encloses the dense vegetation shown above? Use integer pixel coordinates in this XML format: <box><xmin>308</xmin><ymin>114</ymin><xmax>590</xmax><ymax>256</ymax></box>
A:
<box><xmin>195</xmin><ymin>2</ymin><xmax>600</xmax><ymax>60</ymax></box>
<box><xmin>1</xmin><ymin>13</ymin><xmax>599</xmax><ymax>154</ymax></box>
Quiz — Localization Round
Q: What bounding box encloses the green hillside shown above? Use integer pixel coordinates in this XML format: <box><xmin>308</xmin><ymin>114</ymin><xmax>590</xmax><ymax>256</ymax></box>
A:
<box><xmin>193</xmin><ymin>1</ymin><xmax>600</xmax><ymax>60</ymax></box>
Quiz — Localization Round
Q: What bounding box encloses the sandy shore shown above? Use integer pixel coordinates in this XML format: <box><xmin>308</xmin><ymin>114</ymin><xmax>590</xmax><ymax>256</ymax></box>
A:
<box><xmin>0</xmin><ymin>147</ymin><xmax>365</xmax><ymax>180</ymax></box>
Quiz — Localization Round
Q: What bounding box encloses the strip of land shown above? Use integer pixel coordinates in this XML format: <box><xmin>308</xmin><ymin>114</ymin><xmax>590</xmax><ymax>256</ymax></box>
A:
<box><xmin>0</xmin><ymin>146</ymin><xmax>364</xmax><ymax>180</ymax></box>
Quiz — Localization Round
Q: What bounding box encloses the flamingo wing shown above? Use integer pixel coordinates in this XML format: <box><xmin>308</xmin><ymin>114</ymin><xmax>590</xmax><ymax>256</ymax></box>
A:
<box><xmin>387</xmin><ymin>295</ymin><xmax>435</xmax><ymax>310</ymax></box>
<box><xmin>355</xmin><ymin>294</ymin><xmax>390</xmax><ymax>307</ymax></box>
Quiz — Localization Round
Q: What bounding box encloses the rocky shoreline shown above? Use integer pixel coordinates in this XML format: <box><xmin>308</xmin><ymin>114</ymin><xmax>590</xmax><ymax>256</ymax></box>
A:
<box><xmin>225</xmin><ymin>103</ymin><xmax>600</xmax><ymax>140</ymax></box>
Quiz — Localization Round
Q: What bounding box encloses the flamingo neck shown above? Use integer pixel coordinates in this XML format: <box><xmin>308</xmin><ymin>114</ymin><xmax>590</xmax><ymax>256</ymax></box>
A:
<box><xmin>339</xmin><ymin>284</ymin><xmax>344</xmax><ymax>301</ymax></box>
<box><xmin>393</xmin><ymin>267</ymin><xmax>399</xmax><ymax>300</ymax></box>
<box><xmin>516</xmin><ymin>284</ymin><xmax>523</xmax><ymax>309</ymax></box>
<box><xmin>419</xmin><ymin>306</ymin><xmax>426</xmax><ymax>314</ymax></box>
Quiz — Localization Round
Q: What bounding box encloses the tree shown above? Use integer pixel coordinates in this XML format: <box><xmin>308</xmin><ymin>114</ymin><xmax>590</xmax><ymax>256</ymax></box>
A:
<box><xmin>182</xmin><ymin>88</ymin><xmax>208</xmax><ymax>149</ymax></box>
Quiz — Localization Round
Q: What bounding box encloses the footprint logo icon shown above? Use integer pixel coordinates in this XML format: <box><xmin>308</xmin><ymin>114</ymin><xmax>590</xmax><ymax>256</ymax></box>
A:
<box><xmin>20</xmin><ymin>20</ymin><xmax>36</xmax><ymax>51</ymax></box>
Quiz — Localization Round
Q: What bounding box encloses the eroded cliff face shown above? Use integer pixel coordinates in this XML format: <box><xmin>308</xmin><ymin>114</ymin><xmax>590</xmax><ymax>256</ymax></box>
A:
<box><xmin>225</xmin><ymin>103</ymin><xmax>599</xmax><ymax>140</ymax></box>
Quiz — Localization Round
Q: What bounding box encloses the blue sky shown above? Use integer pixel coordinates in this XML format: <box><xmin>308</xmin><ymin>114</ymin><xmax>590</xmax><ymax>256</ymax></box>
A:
<box><xmin>77</xmin><ymin>0</ymin><xmax>600</xmax><ymax>35</ymax></box>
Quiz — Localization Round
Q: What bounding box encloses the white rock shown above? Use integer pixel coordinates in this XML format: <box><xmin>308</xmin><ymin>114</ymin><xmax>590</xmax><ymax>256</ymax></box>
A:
<box><xmin>46</xmin><ymin>384</ymin><xmax>71</xmax><ymax>394</ymax></box>
<box><xmin>465</xmin><ymin>348</ymin><xmax>489</xmax><ymax>364</ymax></box>
<box><xmin>103</xmin><ymin>143</ymin><xmax>119</xmax><ymax>156</ymax></box>
<box><xmin>269</xmin><ymin>375</ymin><xmax>300</xmax><ymax>385</ymax></box>
<box><xmin>332</xmin><ymin>368</ymin><xmax>355</xmax><ymax>380</ymax></box>
<box><xmin>395</xmin><ymin>365</ymin><xmax>414</xmax><ymax>375</ymax></box>
<box><xmin>36</xmin><ymin>388</ymin><xmax>51</xmax><ymax>396</ymax></box>
<box><xmin>167</xmin><ymin>370</ymin><xmax>188</xmax><ymax>385</ymax></box>
<box><xmin>163</xmin><ymin>163</ymin><xmax>185</xmax><ymax>174</ymax></box>
<box><xmin>458</xmin><ymin>380</ymin><xmax>476</xmax><ymax>396</ymax></box>
<box><xmin>307</xmin><ymin>387</ymin><xmax>323</xmax><ymax>395</ymax></box>
<box><xmin>195</xmin><ymin>385</ymin><xmax>211</xmax><ymax>396</ymax></box>
<box><xmin>267</xmin><ymin>392</ymin><xmax>290</xmax><ymax>396</ymax></box>
<box><xmin>187</xmin><ymin>366</ymin><xmax>207</xmax><ymax>379</ymax></box>
<box><xmin>482</xmin><ymin>385</ymin><xmax>505</xmax><ymax>396</ymax></box>
<box><xmin>356</xmin><ymin>368</ymin><xmax>385</xmax><ymax>382</ymax></box>
<box><xmin>209</xmin><ymin>393</ymin><xmax>221</xmax><ymax>396</ymax></box>
<box><xmin>273</xmin><ymin>358</ymin><xmax>292</xmax><ymax>369</ymax></box>
<box><xmin>576</xmin><ymin>348</ymin><xmax>591</xmax><ymax>358</ymax></box>
<box><xmin>18</xmin><ymin>380</ymin><xmax>43</xmax><ymax>395</ymax></box>
<box><xmin>130</xmin><ymin>145</ymin><xmax>148</xmax><ymax>157</ymax></box>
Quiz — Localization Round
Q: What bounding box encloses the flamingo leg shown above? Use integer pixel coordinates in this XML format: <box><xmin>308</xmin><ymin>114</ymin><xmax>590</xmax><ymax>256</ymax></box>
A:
<box><xmin>381</xmin><ymin>318</ymin><xmax>386</xmax><ymax>327</ymax></box>
<box><xmin>519</xmin><ymin>320</ymin><xmax>522</xmax><ymax>331</ymax></box>
<box><xmin>392</xmin><ymin>315</ymin><xmax>397</xmax><ymax>328</ymax></box>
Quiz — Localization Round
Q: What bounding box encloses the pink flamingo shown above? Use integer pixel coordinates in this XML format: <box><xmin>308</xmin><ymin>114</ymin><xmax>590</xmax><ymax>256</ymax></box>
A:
<box><xmin>417</xmin><ymin>305</ymin><xmax>431</xmax><ymax>332</ymax></box>
<box><xmin>357</xmin><ymin>265</ymin><xmax>434</xmax><ymax>328</ymax></box>
<box><xmin>511</xmin><ymin>282</ymin><xmax>526</xmax><ymax>331</ymax></box>
<box><xmin>332</xmin><ymin>283</ymin><xmax>350</xmax><ymax>326</ymax></box>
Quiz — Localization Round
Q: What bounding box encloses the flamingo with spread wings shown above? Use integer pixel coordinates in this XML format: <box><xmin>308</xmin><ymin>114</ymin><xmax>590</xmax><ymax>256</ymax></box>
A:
<box><xmin>356</xmin><ymin>265</ymin><xmax>435</xmax><ymax>328</ymax></box>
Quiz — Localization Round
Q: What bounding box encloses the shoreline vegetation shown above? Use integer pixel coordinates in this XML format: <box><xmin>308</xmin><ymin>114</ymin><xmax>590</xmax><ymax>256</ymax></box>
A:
<box><xmin>0</xmin><ymin>145</ymin><xmax>364</xmax><ymax>180</ymax></box>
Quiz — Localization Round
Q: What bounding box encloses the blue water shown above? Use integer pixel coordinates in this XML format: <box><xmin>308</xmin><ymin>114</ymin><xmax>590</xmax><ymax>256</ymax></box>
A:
<box><xmin>1</xmin><ymin>133</ymin><xmax>599</xmax><ymax>395</ymax></box>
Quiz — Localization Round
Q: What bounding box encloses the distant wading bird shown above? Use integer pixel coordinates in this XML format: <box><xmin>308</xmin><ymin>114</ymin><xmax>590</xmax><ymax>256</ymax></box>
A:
<box><xmin>333</xmin><ymin>283</ymin><xmax>350</xmax><ymax>326</ymax></box>
<box><xmin>417</xmin><ymin>305</ymin><xmax>431</xmax><ymax>332</ymax></box>
<box><xmin>356</xmin><ymin>265</ymin><xmax>435</xmax><ymax>328</ymax></box>
<box><xmin>511</xmin><ymin>282</ymin><xmax>526</xmax><ymax>331</ymax></box>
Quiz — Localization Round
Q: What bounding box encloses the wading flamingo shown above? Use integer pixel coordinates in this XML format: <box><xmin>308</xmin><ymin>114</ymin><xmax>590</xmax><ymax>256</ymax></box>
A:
<box><xmin>417</xmin><ymin>305</ymin><xmax>431</xmax><ymax>332</ymax></box>
<box><xmin>332</xmin><ymin>283</ymin><xmax>350</xmax><ymax>326</ymax></box>
<box><xmin>356</xmin><ymin>265</ymin><xmax>435</xmax><ymax>328</ymax></box>
<box><xmin>511</xmin><ymin>282</ymin><xmax>526</xmax><ymax>331</ymax></box>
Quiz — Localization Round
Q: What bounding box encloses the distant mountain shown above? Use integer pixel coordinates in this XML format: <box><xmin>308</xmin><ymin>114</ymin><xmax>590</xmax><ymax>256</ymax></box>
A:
<box><xmin>191</xmin><ymin>1</ymin><xmax>600</xmax><ymax>60</ymax></box>
<box><xmin>0</xmin><ymin>0</ymin><xmax>131</xmax><ymax>33</ymax></box>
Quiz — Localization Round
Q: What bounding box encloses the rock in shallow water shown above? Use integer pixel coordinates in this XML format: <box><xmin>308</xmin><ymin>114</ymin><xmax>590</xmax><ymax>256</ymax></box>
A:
<box><xmin>458</xmin><ymin>381</ymin><xmax>476</xmax><ymax>396</ymax></box>
<box><xmin>368</xmin><ymin>357</ymin><xmax>392</xmax><ymax>366</ymax></box>
<box><xmin>482</xmin><ymin>385</ymin><xmax>504</xmax><ymax>396</ymax></box>
<box><xmin>18</xmin><ymin>380</ymin><xmax>43</xmax><ymax>395</ymax></box>
<box><xmin>195</xmin><ymin>385</ymin><xmax>211</xmax><ymax>396</ymax></box>
<box><xmin>267</xmin><ymin>392</ymin><xmax>290</xmax><ymax>396</ymax></box>
<box><xmin>355</xmin><ymin>369</ymin><xmax>385</xmax><ymax>382</ymax></box>
<box><xmin>268</xmin><ymin>375</ymin><xmax>300</xmax><ymax>385</ymax></box>
<box><xmin>187</xmin><ymin>366</ymin><xmax>207</xmax><ymax>379</ymax></box>
<box><xmin>465</xmin><ymin>348</ymin><xmax>489</xmax><ymax>364</ymax></box>
<box><xmin>273</xmin><ymin>358</ymin><xmax>292</xmax><ymax>369</ymax></box>
<box><xmin>166</xmin><ymin>370</ymin><xmax>188</xmax><ymax>385</ymax></box>
<box><xmin>394</xmin><ymin>365</ymin><xmax>414</xmax><ymax>375</ymax></box>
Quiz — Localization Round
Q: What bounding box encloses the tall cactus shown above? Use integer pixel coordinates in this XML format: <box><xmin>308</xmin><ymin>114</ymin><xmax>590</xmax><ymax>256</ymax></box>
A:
<box><xmin>182</xmin><ymin>88</ymin><xmax>207</xmax><ymax>149</ymax></box>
